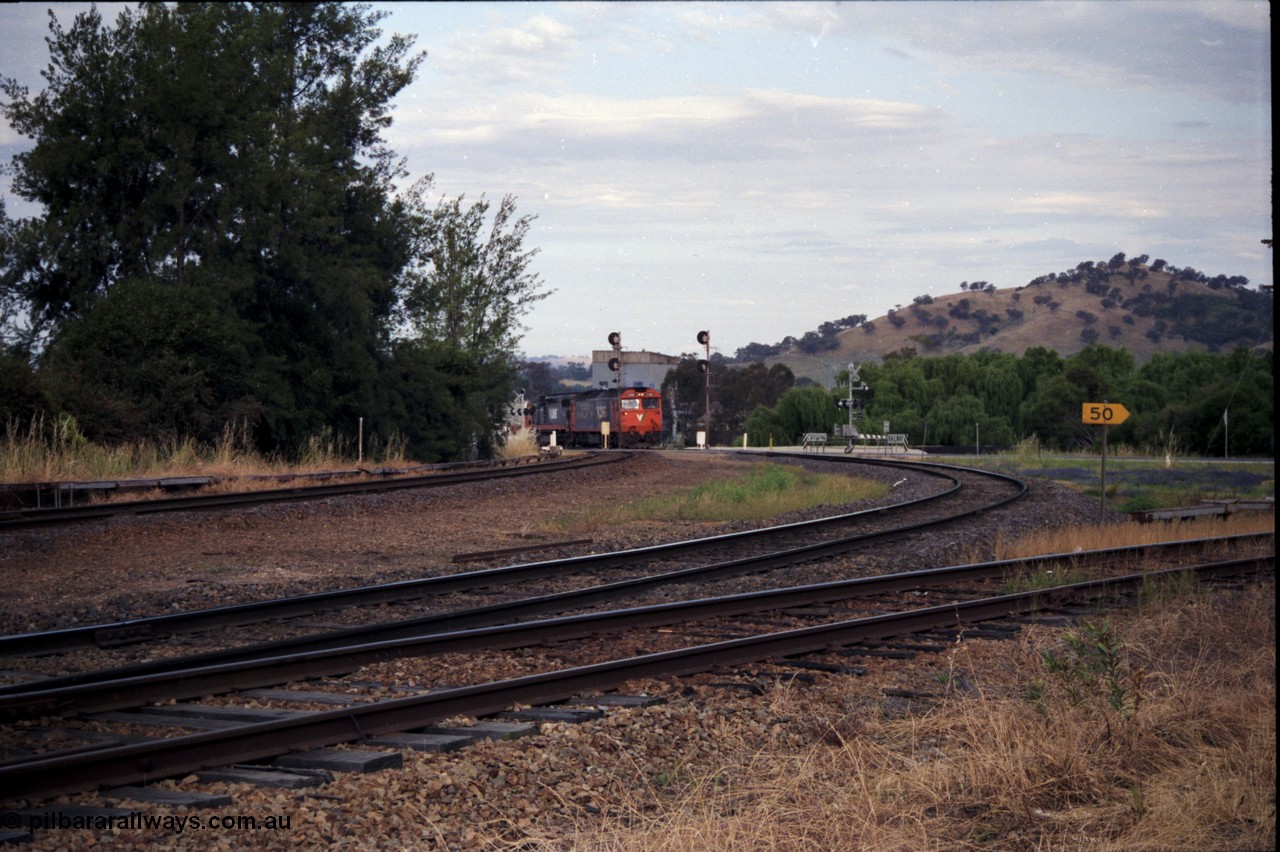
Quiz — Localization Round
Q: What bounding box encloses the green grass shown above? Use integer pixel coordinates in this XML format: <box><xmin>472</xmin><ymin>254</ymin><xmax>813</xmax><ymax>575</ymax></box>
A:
<box><xmin>552</xmin><ymin>462</ymin><xmax>889</xmax><ymax>530</ymax></box>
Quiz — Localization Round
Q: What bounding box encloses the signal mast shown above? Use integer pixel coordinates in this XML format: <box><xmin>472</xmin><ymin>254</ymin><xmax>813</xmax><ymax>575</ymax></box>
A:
<box><xmin>696</xmin><ymin>330</ymin><xmax>711</xmax><ymax>447</ymax></box>
<box><xmin>837</xmin><ymin>362</ymin><xmax>870</xmax><ymax>453</ymax></box>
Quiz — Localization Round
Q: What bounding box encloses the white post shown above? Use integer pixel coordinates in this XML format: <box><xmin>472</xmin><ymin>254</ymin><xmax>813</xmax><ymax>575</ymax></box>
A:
<box><xmin>358</xmin><ymin>417</ymin><xmax>364</xmax><ymax>464</ymax></box>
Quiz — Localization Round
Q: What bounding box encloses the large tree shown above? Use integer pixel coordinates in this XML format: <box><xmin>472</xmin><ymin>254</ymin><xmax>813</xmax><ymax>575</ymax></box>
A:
<box><xmin>0</xmin><ymin>3</ymin><xmax>438</xmax><ymax>450</ymax></box>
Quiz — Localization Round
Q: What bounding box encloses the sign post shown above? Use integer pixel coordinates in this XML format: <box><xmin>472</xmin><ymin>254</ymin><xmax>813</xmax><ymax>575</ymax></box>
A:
<box><xmin>1082</xmin><ymin>402</ymin><xmax>1130</xmax><ymax>521</ymax></box>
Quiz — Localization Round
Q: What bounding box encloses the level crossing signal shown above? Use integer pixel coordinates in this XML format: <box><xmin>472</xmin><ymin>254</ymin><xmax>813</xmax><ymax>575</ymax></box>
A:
<box><xmin>836</xmin><ymin>399</ymin><xmax>865</xmax><ymax>421</ymax></box>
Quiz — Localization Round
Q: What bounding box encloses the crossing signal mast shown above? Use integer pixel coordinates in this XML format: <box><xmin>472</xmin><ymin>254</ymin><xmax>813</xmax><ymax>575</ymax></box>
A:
<box><xmin>696</xmin><ymin>330</ymin><xmax>711</xmax><ymax>447</ymax></box>
<box><xmin>836</xmin><ymin>362</ymin><xmax>871</xmax><ymax>451</ymax></box>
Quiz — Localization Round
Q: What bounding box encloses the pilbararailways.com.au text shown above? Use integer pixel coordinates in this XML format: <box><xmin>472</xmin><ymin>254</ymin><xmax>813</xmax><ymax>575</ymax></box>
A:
<box><xmin>5</xmin><ymin>810</ymin><xmax>292</xmax><ymax>833</ymax></box>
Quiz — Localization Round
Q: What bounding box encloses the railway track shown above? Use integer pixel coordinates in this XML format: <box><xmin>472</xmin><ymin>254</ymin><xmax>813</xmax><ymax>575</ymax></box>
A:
<box><xmin>0</xmin><ymin>455</ymin><xmax>1009</xmax><ymax>666</ymax></box>
<box><xmin>0</xmin><ymin>451</ymin><xmax>617</xmax><ymax>532</ymax></box>
<box><xmin>0</xmin><ymin>535</ymin><xmax>1269</xmax><ymax>720</ymax></box>
<box><xmin>0</xmin><ymin>546</ymin><xmax>1270</xmax><ymax>802</ymax></box>
<box><xmin>1</xmin><ymin>450</ymin><xmax>1270</xmax><ymax>828</ymax></box>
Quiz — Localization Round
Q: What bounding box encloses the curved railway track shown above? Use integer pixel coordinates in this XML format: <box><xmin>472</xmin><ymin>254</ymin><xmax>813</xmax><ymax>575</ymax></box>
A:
<box><xmin>0</xmin><ymin>453</ymin><xmax>1014</xmax><ymax>661</ymax></box>
<box><xmin>0</xmin><ymin>451</ymin><xmax>1271</xmax><ymax>810</ymax></box>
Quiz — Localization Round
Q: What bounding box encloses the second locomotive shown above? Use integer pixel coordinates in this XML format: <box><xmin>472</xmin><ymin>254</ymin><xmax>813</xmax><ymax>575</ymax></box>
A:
<box><xmin>528</xmin><ymin>386</ymin><xmax>663</xmax><ymax>448</ymax></box>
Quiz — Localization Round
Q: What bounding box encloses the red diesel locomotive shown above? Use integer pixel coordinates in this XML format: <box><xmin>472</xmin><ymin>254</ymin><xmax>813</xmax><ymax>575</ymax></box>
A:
<box><xmin>529</xmin><ymin>386</ymin><xmax>663</xmax><ymax>448</ymax></box>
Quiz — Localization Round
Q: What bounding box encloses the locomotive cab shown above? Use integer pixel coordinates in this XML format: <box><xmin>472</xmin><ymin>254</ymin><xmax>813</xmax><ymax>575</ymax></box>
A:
<box><xmin>617</xmin><ymin>387</ymin><xmax>663</xmax><ymax>445</ymax></box>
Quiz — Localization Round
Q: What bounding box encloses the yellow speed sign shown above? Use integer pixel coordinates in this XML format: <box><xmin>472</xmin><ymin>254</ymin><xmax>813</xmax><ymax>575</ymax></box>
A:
<box><xmin>1082</xmin><ymin>402</ymin><xmax>1130</xmax><ymax>425</ymax></box>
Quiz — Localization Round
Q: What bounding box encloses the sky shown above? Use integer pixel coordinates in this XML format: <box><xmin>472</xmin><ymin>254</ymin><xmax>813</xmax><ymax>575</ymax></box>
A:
<box><xmin>0</xmin><ymin>1</ymin><xmax>1272</xmax><ymax>361</ymax></box>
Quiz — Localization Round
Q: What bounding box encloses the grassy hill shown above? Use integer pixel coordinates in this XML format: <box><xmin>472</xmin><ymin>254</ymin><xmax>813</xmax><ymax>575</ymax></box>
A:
<box><xmin>768</xmin><ymin>258</ymin><xmax>1272</xmax><ymax>386</ymax></box>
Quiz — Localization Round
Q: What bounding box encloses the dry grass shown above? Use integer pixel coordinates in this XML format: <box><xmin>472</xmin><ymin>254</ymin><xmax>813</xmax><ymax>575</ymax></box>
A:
<box><xmin>515</xmin><ymin>581</ymin><xmax>1274</xmax><ymax>851</ymax></box>
<box><xmin>500</xmin><ymin>429</ymin><xmax>540</xmax><ymax>459</ymax></box>
<box><xmin>778</xmin><ymin>269</ymin><xmax>1211</xmax><ymax>385</ymax></box>
<box><xmin>509</xmin><ymin>506</ymin><xmax>1275</xmax><ymax>850</ymax></box>
<box><xmin>992</xmin><ymin>513</ymin><xmax>1275</xmax><ymax>562</ymax></box>
<box><xmin>0</xmin><ymin>415</ymin><xmax>414</xmax><ymax>483</ymax></box>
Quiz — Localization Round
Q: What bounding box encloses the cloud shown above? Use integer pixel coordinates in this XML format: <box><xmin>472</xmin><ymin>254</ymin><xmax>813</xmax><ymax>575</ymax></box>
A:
<box><xmin>1009</xmin><ymin>237</ymin><xmax>1085</xmax><ymax>253</ymax></box>
<box><xmin>1007</xmin><ymin>192</ymin><xmax>1168</xmax><ymax>219</ymax></box>
<box><xmin>751</xmin><ymin>1</ymin><xmax>1270</xmax><ymax>105</ymax></box>
<box><xmin>391</xmin><ymin>87</ymin><xmax>945</xmax><ymax>182</ymax></box>
<box><xmin>1192</xmin><ymin>0</ymin><xmax>1271</xmax><ymax>33</ymax></box>
<box><xmin>2</xmin><ymin>1</ymin><xmax>1270</xmax><ymax>359</ymax></box>
<box><xmin>432</xmin><ymin>12</ymin><xmax>580</xmax><ymax>85</ymax></box>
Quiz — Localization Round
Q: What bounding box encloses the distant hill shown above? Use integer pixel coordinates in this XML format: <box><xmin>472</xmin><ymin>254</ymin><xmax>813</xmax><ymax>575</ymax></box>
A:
<box><xmin>762</xmin><ymin>256</ymin><xmax>1272</xmax><ymax>386</ymax></box>
<box><xmin>524</xmin><ymin>354</ymin><xmax>590</xmax><ymax>368</ymax></box>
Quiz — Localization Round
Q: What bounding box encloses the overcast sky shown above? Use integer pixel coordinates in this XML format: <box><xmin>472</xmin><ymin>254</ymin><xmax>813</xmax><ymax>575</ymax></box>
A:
<box><xmin>1</xmin><ymin>2</ymin><xmax>1271</xmax><ymax>360</ymax></box>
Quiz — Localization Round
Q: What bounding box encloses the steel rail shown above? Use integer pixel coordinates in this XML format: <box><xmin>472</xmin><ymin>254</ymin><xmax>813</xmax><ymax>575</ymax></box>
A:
<box><xmin>11</xmin><ymin>512</ymin><xmax>1261</xmax><ymax>704</ymax></box>
<box><xmin>0</xmin><ymin>451</ymin><xmax>620</xmax><ymax>532</ymax></box>
<box><xmin>0</xmin><ymin>462</ymin><xmax>456</xmax><ymax>510</ymax></box>
<box><xmin>0</xmin><ymin>556</ymin><xmax>1270</xmax><ymax>802</ymax></box>
<box><xmin>0</xmin><ymin>456</ymin><xmax>973</xmax><ymax>656</ymax></box>
<box><xmin>1</xmin><ymin>550</ymin><xmax>1269</xmax><ymax>721</ymax></box>
<box><xmin>7</xmin><ymin>528</ymin><xmax>1268</xmax><ymax>701</ymax></box>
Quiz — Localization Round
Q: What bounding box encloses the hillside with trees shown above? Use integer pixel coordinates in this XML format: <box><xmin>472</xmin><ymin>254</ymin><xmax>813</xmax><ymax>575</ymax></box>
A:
<box><xmin>694</xmin><ymin>255</ymin><xmax>1273</xmax><ymax>455</ymax></box>
<box><xmin>739</xmin><ymin>254</ymin><xmax>1272</xmax><ymax>387</ymax></box>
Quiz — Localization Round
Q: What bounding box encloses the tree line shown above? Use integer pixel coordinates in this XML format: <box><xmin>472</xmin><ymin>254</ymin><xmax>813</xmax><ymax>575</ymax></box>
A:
<box><xmin>672</xmin><ymin>346</ymin><xmax>1271</xmax><ymax>457</ymax></box>
<box><xmin>0</xmin><ymin>3</ymin><xmax>548</xmax><ymax>462</ymax></box>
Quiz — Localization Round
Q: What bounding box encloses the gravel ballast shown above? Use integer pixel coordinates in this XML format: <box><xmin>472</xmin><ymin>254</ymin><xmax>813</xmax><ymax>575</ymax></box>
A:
<box><xmin>1</xmin><ymin>451</ymin><xmax>1120</xmax><ymax>849</ymax></box>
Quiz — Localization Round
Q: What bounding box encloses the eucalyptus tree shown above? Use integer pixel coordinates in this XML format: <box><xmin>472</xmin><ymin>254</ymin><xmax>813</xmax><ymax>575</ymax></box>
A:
<box><xmin>1</xmin><ymin>2</ymin><xmax>425</xmax><ymax>449</ymax></box>
<box><xmin>399</xmin><ymin>181</ymin><xmax>549</xmax><ymax>363</ymax></box>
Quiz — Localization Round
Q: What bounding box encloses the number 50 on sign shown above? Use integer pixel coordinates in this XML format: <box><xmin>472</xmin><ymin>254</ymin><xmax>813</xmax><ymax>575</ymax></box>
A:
<box><xmin>1082</xmin><ymin>403</ymin><xmax>1129</xmax><ymax>425</ymax></box>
